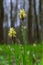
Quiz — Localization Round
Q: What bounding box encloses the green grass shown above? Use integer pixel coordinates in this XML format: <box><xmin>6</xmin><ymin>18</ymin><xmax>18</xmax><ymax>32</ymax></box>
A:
<box><xmin>0</xmin><ymin>44</ymin><xmax>42</xmax><ymax>65</ymax></box>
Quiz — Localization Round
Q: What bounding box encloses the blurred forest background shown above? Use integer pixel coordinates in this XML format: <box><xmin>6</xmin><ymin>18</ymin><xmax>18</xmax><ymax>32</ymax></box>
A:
<box><xmin>0</xmin><ymin>0</ymin><xmax>43</xmax><ymax>44</ymax></box>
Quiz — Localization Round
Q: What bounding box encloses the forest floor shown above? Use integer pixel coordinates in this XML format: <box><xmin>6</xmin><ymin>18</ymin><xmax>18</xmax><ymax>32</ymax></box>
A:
<box><xmin>0</xmin><ymin>43</ymin><xmax>42</xmax><ymax>65</ymax></box>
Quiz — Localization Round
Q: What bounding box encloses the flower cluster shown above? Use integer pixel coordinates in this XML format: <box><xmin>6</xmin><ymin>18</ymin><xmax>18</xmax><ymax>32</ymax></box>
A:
<box><xmin>8</xmin><ymin>27</ymin><xmax>16</xmax><ymax>38</ymax></box>
<box><xmin>18</xmin><ymin>9</ymin><xmax>27</xmax><ymax>20</ymax></box>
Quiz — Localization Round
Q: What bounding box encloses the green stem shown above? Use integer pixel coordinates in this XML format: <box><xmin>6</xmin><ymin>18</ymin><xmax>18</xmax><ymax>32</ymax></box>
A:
<box><xmin>22</xmin><ymin>45</ymin><xmax>26</xmax><ymax>65</ymax></box>
<box><xmin>12</xmin><ymin>37</ymin><xmax>14</xmax><ymax>44</ymax></box>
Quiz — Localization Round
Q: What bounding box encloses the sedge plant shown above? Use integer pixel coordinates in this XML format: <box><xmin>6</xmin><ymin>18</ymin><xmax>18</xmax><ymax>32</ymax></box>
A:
<box><xmin>8</xmin><ymin>27</ymin><xmax>16</xmax><ymax>44</ymax></box>
<box><xmin>18</xmin><ymin>8</ymin><xmax>27</xmax><ymax>65</ymax></box>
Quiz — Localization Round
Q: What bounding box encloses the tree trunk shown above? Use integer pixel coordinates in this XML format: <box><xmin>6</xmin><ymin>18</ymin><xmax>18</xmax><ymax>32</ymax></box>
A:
<box><xmin>0</xmin><ymin>0</ymin><xmax>4</xmax><ymax>43</ymax></box>
<box><xmin>28</xmin><ymin>0</ymin><xmax>32</xmax><ymax>43</ymax></box>
<box><xmin>33</xmin><ymin>0</ymin><xmax>40</xmax><ymax>43</ymax></box>
<box><xmin>10</xmin><ymin>0</ymin><xmax>13</xmax><ymax>27</ymax></box>
<box><xmin>39</xmin><ymin>0</ymin><xmax>43</xmax><ymax>41</ymax></box>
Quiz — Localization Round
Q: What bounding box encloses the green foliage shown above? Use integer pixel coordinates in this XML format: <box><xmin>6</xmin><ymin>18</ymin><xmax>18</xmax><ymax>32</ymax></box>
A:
<box><xmin>0</xmin><ymin>44</ymin><xmax>42</xmax><ymax>65</ymax></box>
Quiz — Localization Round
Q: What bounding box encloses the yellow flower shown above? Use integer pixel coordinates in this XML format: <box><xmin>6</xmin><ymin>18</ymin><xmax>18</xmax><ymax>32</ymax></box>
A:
<box><xmin>18</xmin><ymin>9</ymin><xmax>27</xmax><ymax>20</ymax></box>
<box><xmin>8</xmin><ymin>27</ymin><xmax>16</xmax><ymax>38</ymax></box>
